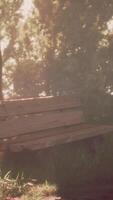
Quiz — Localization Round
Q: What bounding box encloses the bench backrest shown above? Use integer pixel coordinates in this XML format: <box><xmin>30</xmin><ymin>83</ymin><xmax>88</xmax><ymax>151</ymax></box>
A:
<box><xmin>1</xmin><ymin>96</ymin><xmax>113</xmax><ymax>152</ymax></box>
<box><xmin>0</xmin><ymin>96</ymin><xmax>84</xmax><ymax>140</ymax></box>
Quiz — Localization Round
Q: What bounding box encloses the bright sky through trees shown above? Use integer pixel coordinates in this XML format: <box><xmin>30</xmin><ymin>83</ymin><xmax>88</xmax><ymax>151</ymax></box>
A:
<box><xmin>19</xmin><ymin>0</ymin><xmax>34</xmax><ymax>22</ymax></box>
<box><xmin>1</xmin><ymin>0</ymin><xmax>34</xmax><ymax>53</ymax></box>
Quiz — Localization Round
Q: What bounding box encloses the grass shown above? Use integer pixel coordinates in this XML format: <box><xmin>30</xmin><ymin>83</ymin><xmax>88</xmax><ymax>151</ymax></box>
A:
<box><xmin>0</xmin><ymin>171</ymin><xmax>25</xmax><ymax>199</ymax></box>
<box><xmin>21</xmin><ymin>181</ymin><xmax>57</xmax><ymax>200</ymax></box>
<box><xmin>0</xmin><ymin>171</ymin><xmax>58</xmax><ymax>200</ymax></box>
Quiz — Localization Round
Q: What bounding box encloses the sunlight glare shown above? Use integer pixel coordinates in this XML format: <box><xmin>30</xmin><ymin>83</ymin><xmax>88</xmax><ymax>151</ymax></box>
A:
<box><xmin>19</xmin><ymin>0</ymin><xmax>34</xmax><ymax>22</ymax></box>
<box><xmin>106</xmin><ymin>17</ymin><xmax>113</xmax><ymax>35</ymax></box>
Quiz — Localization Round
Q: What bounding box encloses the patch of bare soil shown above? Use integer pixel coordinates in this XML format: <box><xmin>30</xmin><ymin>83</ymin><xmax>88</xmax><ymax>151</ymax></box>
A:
<box><xmin>61</xmin><ymin>183</ymin><xmax>113</xmax><ymax>200</ymax></box>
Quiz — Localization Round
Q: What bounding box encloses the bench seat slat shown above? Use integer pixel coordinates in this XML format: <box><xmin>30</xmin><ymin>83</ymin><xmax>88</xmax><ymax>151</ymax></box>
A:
<box><xmin>7</xmin><ymin>124</ymin><xmax>91</xmax><ymax>144</ymax></box>
<box><xmin>0</xmin><ymin>95</ymin><xmax>113</xmax><ymax>152</ymax></box>
<box><xmin>0</xmin><ymin>109</ymin><xmax>84</xmax><ymax>138</ymax></box>
<box><xmin>9</xmin><ymin>124</ymin><xmax>113</xmax><ymax>152</ymax></box>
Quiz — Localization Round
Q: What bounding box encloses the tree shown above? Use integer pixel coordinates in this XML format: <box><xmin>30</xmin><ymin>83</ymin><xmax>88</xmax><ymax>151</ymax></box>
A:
<box><xmin>0</xmin><ymin>0</ymin><xmax>23</xmax><ymax>97</ymax></box>
<box><xmin>34</xmin><ymin>0</ymin><xmax>113</xmax><ymax>121</ymax></box>
<box><xmin>1</xmin><ymin>0</ymin><xmax>113</xmax><ymax>121</ymax></box>
<box><xmin>0</xmin><ymin>49</ymin><xmax>3</xmax><ymax>99</ymax></box>
<box><xmin>1</xmin><ymin>0</ymin><xmax>52</xmax><ymax>98</ymax></box>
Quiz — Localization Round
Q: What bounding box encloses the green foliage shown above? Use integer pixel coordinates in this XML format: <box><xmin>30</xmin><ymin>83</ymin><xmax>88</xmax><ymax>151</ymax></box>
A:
<box><xmin>34</xmin><ymin>0</ymin><xmax>113</xmax><ymax>121</ymax></box>
<box><xmin>1</xmin><ymin>0</ymin><xmax>113</xmax><ymax>120</ymax></box>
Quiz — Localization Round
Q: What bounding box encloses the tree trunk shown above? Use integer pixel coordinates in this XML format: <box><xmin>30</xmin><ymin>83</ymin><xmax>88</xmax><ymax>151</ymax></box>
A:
<box><xmin>0</xmin><ymin>49</ymin><xmax>3</xmax><ymax>100</ymax></box>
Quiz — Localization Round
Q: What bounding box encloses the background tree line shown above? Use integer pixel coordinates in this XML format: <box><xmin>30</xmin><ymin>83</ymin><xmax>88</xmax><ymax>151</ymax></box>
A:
<box><xmin>1</xmin><ymin>0</ymin><xmax>113</xmax><ymax>121</ymax></box>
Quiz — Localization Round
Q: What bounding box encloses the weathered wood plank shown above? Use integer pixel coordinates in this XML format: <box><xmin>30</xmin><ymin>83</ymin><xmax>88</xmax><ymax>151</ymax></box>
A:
<box><xmin>1</xmin><ymin>95</ymin><xmax>112</xmax><ymax>152</ymax></box>
<box><xmin>0</xmin><ymin>96</ymin><xmax>81</xmax><ymax>117</ymax></box>
<box><xmin>0</xmin><ymin>102</ymin><xmax>7</xmax><ymax>118</ymax></box>
<box><xmin>9</xmin><ymin>124</ymin><xmax>113</xmax><ymax>151</ymax></box>
<box><xmin>7</xmin><ymin>124</ymin><xmax>91</xmax><ymax>144</ymax></box>
<box><xmin>0</xmin><ymin>110</ymin><xmax>83</xmax><ymax>138</ymax></box>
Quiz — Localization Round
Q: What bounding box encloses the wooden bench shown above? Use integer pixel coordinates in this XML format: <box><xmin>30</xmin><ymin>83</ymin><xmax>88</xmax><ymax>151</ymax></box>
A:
<box><xmin>0</xmin><ymin>95</ymin><xmax>113</xmax><ymax>152</ymax></box>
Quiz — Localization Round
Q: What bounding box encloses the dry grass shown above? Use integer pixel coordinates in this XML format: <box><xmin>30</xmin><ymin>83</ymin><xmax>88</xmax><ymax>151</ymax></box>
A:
<box><xmin>21</xmin><ymin>181</ymin><xmax>58</xmax><ymax>200</ymax></box>
<box><xmin>0</xmin><ymin>171</ymin><xmax>58</xmax><ymax>200</ymax></box>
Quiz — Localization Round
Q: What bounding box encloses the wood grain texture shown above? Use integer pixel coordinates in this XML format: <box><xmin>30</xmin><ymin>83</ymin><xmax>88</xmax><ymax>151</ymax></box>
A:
<box><xmin>7</xmin><ymin>124</ymin><xmax>91</xmax><ymax>144</ymax></box>
<box><xmin>9</xmin><ymin>124</ymin><xmax>113</xmax><ymax>151</ymax></box>
<box><xmin>0</xmin><ymin>96</ymin><xmax>81</xmax><ymax>117</ymax></box>
<box><xmin>0</xmin><ymin>95</ymin><xmax>113</xmax><ymax>152</ymax></box>
<box><xmin>0</xmin><ymin>110</ymin><xmax>84</xmax><ymax>138</ymax></box>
